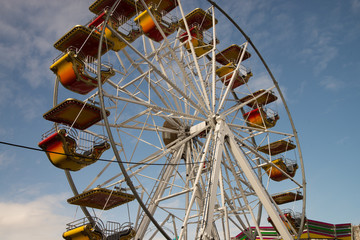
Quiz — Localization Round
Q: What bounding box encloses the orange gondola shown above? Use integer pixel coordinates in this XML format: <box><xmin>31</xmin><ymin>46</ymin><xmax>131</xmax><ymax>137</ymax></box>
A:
<box><xmin>243</xmin><ymin>107</ymin><xmax>279</xmax><ymax>129</ymax></box>
<box><xmin>50</xmin><ymin>50</ymin><xmax>114</xmax><ymax>95</ymax></box>
<box><xmin>262</xmin><ymin>157</ymin><xmax>298</xmax><ymax>182</ymax></box>
<box><xmin>134</xmin><ymin>7</ymin><xmax>177</xmax><ymax>42</ymax></box>
<box><xmin>38</xmin><ymin>128</ymin><xmax>109</xmax><ymax>171</ymax></box>
<box><xmin>215</xmin><ymin>44</ymin><xmax>252</xmax><ymax>88</ymax></box>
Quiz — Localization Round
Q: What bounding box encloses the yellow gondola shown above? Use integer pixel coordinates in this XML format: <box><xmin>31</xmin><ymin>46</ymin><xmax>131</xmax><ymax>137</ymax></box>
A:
<box><xmin>262</xmin><ymin>158</ymin><xmax>298</xmax><ymax>182</ymax></box>
<box><xmin>243</xmin><ymin>107</ymin><xmax>279</xmax><ymax>129</ymax></box>
<box><xmin>63</xmin><ymin>224</ymin><xmax>102</xmax><ymax>240</ymax></box>
<box><xmin>63</xmin><ymin>217</ymin><xmax>136</xmax><ymax>240</ymax></box>
<box><xmin>38</xmin><ymin>129</ymin><xmax>110</xmax><ymax>171</ymax></box>
<box><xmin>134</xmin><ymin>7</ymin><xmax>177</xmax><ymax>42</ymax></box>
<box><xmin>215</xmin><ymin>62</ymin><xmax>252</xmax><ymax>89</ymax></box>
<box><xmin>50</xmin><ymin>49</ymin><xmax>114</xmax><ymax>95</ymax></box>
<box><xmin>179</xmin><ymin>26</ymin><xmax>214</xmax><ymax>57</ymax></box>
<box><xmin>215</xmin><ymin>44</ymin><xmax>252</xmax><ymax>88</ymax></box>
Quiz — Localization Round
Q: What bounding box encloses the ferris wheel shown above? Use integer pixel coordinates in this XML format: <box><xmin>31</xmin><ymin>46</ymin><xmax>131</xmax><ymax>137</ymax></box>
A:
<box><xmin>38</xmin><ymin>0</ymin><xmax>306</xmax><ymax>239</ymax></box>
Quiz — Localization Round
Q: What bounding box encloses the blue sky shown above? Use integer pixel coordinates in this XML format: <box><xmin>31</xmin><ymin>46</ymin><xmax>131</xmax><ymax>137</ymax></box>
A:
<box><xmin>0</xmin><ymin>0</ymin><xmax>359</xmax><ymax>239</ymax></box>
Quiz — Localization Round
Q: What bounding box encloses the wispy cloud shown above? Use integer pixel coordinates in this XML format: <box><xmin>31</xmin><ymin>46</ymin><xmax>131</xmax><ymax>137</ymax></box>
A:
<box><xmin>298</xmin><ymin>15</ymin><xmax>339</xmax><ymax>75</ymax></box>
<box><xmin>0</xmin><ymin>0</ymin><xmax>94</xmax><ymax>88</ymax></box>
<box><xmin>0</xmin><ymin>0</ymin><xmax>95</xmax><ymax>120</ymax></box>
<box><xmin>319</xmin><ymin>76</ymin><xmax>344</xmax><ymax>91</ymax></box>
<box><xmin>0</xmin><ymin>77</ymin><xmax>14</xmax><ymax>105</ymax></box>
<box><xmin>0</xmin><ymin>150</ymin><xmax>15</xmax><ymax>169</ymax></box>
<box><xmin>336</xmin><ymin>136</ymin><xmax>350</xmax><ymax>145</ymax></box>
<box><xmin>247</xmin><ymin>71</ymin><xmax>273</xmax><ymax>92</ymax></box>
<box><xmin>14</xmin><ymin>94</ymin><xmax>45</xmax><ymax>120</ymax></box>
<box><xmin>352</xmin><ymin>0</ymin><xmax>360</xmax><ymax>12</ymax></box>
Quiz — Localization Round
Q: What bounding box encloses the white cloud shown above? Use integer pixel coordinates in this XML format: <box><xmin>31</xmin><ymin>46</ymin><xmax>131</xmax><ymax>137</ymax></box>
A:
<box><xmin>336</xmin><ymin>136</ymin><xmax>350</xmax><ymax>145</ymax></box>
<box><xmin>13</xmin><ymin>93</ymin><xmax>45</xmax><ymax>121</ymax></box>
<box><xmin>0</xmin><ymin>0</ymin><xmax>97</xmax><ymax>122</ymax></box>
<box><xmin>0</xmin><ymin>79</ymin><xmax>14</xmax><ymax>106</ymax></box>
<box><xmin>0</xmin><ymin>193</ymin><xmax>72</xmax><ymax>240</ymax></box>
<box><xmin>298</xmin><ymin>41</ymin><xmax>338</xmax><ymax>76</ymax></box>
<box><xmin>296</xmin><ymin>79</ymin><xmax>307</xmax><ymax>96</ymax></box>
<box><xmin>320</xmin><ymin>76</ymin><xmax>344</xmax><ymax>91</ymax></box>
<box><xmin>247</xmin><ymin>71</ymin><xmax>273</xmax><ymax>92</ymax></box>
<box><xmin>0</xmin><ymin>150</ymin><xmax>16</xmax><ymax>169</ymax></box>
<box><xmin>352</xmin><ymin>0</ymin><xmax>360</xmax><ymax>12</ymax></box>
<box><xmin>0</xmin><ymin>127</ymin><xmax>9</xmax><ymax>137</ymax></box>
<box><xmin>297</xmin><ymin>15</ymin><xmax>340</xmax><ymax>76</ymax></box>
<box><xmin>314</xmin><ymin>46</ymin><xmax>338</xmax><ymax>75</ymax></box>
<box><xmin>0</xmin><ymin>0</ymin><xmax>94</xmax><ymax>88</ymax></box>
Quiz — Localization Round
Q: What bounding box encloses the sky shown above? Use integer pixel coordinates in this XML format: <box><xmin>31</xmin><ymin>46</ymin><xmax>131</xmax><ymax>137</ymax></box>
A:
<box><xmin>0</xmin><ymin>0</ymin><xmax>360</xmax><ymax>239</ymax></box>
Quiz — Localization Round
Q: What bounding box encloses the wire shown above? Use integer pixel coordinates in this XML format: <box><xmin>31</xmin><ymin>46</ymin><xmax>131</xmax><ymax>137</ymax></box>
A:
<box><xmin>0</xmin><ymin>140</ymin><xmax>208</xmax><ymax>166</ymax></box>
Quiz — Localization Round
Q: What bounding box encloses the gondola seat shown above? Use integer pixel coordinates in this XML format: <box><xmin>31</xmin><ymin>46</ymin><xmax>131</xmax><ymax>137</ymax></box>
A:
<box><xmin>106</xmin><ymin>228</ymin><xmax>136</xmax><ymax>240</ymax></box>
